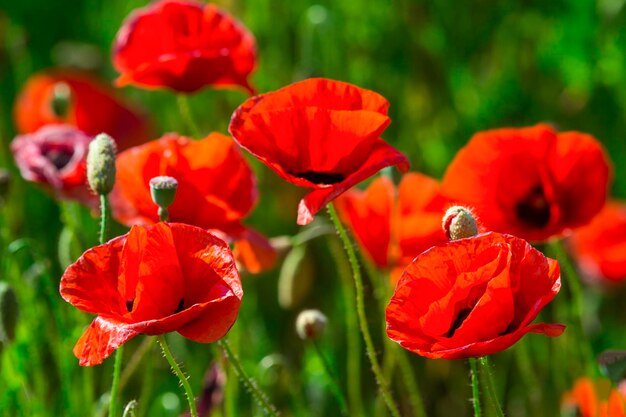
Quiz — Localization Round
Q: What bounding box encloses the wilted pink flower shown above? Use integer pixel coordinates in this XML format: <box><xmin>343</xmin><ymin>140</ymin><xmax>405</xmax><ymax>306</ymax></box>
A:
<box><xmin>11</xmin><ymin>124</ymin><xmax>96</xmax><ymax>206</ymax></box>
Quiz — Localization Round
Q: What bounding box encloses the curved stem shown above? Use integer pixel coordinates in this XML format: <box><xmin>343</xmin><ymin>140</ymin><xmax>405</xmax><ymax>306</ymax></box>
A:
<box><xmin>327</xmin><ymin>203</ymin><xmax>401</xmax><ymax>417</ymax></box>
<box><xmin>547</xmin><ymin>239</ymin><xmax>595</xmax><ymax>376</ymax></box>
<box><xmin>469</xmin><ymin>358</ymin><xmax>482</xmax><ymax>417</ymax></box>
<box><xmin>312</xmin><ymin>340</ymin><xmax>349</xmax><ymax>416</ymax></box>
<box><xmin>327</xmin><ymin>235</ymin><xmax>364</xmax><ymax>417</ymax></box>
<box><xmin>217</xmin><ymin>338</ymin><xmax>280</xmax><ymax>417</ymax></box>
<box><xmin>157</xmin><ymin>335</ymin><xmax>198</xmax><ymax>417</ymax></box>
<box><xmin>479</xmin><ymin>357</ymin><xmax>504</xmax><ymax>417</ymax></box>
<box><xmin>177</xmin><ymin>95</ymin><xmax>202</xmax><ymax>138</ymax></box>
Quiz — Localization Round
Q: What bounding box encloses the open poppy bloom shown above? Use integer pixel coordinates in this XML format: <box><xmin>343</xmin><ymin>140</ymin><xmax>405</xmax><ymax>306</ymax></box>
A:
<box><xmin>109</xmin><ymin>132</ymin><xmax>274</xmax><ymax>273</ymax></box>
<box><xmin>113</xmin><ymin>0</ymin><xmax>257</xmax><ymax>94</ymax></box>
<box><xmin>11</xmin><ymin>124</ymin><xmax>96</xmax><ymax>207</ymax></box>
<box><xmin>14</xmin><ymin>70</ymin><xmax>150</xmax><ymax>150</ymax></box>
<box><xmin>229</xmin><ymin>77</ymin><xmax>410</xmax><ymax>225</ymax></box>
<box><xmin>441</xmin><ymin>124</ymin><xmax>611</xmax><ymax>242</ymax></box>
<box><xmin>335</xmin><ymin>172</ymin><xmax>448</xmax><ymax>281</ymax></box>
<box><xmin>60</xmin><ymin>222</ymin><xmax>243</xmax><ymax>366</ymax></box>
<box><xmin>562</xmin><ymin>378</ymin><xmax>626</xmax><ymax>417</ymax></box>
<box><xmin>569</xmin><ymin>201</ymin><xmax>626</xmax><ymax>283</ymax></box>
<box><xmin>386</xmin><ymin>232</ymin><xmax>564</xmax><ymax>359</ymax></box>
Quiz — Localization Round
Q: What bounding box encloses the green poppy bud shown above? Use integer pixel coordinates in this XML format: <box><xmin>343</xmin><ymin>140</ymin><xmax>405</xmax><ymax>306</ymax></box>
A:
<box><xmin>87</xmin><ymin>133</ymin><xmax>117</xmax><ymax>195</ymax></box>
<box><xmin>50</xmin><ymin>82</ymin><xmax>72</xmax><ymax>118</ymax></box>
<box><xmin>442</xmin><ymin>206</ymin><xmax>479</xmax><ymax>241</ymax></box>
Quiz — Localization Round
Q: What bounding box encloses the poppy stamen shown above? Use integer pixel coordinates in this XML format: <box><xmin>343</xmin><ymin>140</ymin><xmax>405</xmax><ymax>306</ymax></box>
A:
<box><xmin>126</xmin><ymin>299</ymin><xmax>134</xmax><ymax>312</ymax></box>
<box><xmin>446</xmin><ymin>307</ymin><xmax>472</xmax><ymax>338</ymax></box>
<box><xmin>292</xmin><ymin>171</ymin><xmax>345</xmax><ymax>185</ymax></box>
<box><xmin>516</xmin><ymin>185</ymin><xmax>551</xmax><ymax>228</ymax></box>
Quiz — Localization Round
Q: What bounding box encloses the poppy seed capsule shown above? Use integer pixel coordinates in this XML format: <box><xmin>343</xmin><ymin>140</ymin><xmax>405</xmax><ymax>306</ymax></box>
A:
<box><xmin>87</xmin><ymin>133</ymin><xmax>117</xmax><ymax>195</ymax></box>
<box><xmin>149</xmin><ymin>176</ymin><xmax>178</xmax><ymax>209</ymax></box>
<box><xmin>296</xmin><ymin>309</ymin><xmax>327</xmax><ymax>340</ymax></box>
<box><xmin>442</xmin><ymin>206</ymin><xmax>478</xmax><ymax>240</ymax></box>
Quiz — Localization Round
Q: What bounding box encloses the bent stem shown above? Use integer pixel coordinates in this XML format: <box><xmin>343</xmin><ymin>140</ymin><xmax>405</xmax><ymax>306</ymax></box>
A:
<box><xmin>157</xmin><ymin>335</ymin><xmax>198</xmax><ymax>417</ymax></box>
<box><xmin>327</xmin><ymin>235</ymin><xmax>364</xmax><ymax>417</ymax></box>
<box><xmin>479</xmin><ymin>356</ymin><xmax>504</xmax><ymax>417</ymax></box>
<box><xmin>547</xmin><ymin>239</ymin><xmax>595</xmax><ymax>376</ymax></box>
<box><xmin>327</xmin><ymin>203</ymin><xmax>401</xmax><ymax>417</ymax></box>
<box><xmin>312</xmin><ymin>340</ymin><xmax>349</xmax><ymax>416</ymax></box>
<box><xmin>217</xmin><ymin>338</ymin><xmax>280</xmax><ymax>417</ymax></box>
<box><xmin>177</xmin><ymin>95</ymin><xmax>202</xmax><ymax>138</ymax></box>
<box><xmin>469</xmin><ymin>358</ymin><xmax>482</xmax><ymax>417</ymax></box>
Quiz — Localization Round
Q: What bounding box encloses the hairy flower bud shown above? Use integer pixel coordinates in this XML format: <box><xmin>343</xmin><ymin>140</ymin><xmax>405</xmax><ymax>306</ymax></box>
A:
<box><xmin>296</xmin><ymin>309</ymin><xmax>327</xmax><ymax>340</ymax></box>
<box><xmin>87</xmin><ymin>133</ymin><xmax>117</xmax><ymax>195</ymax></box>
<box><xmin>442</xmin><ymin>206</ymin><xmax>478</xmax><ymax>241</ymax></box>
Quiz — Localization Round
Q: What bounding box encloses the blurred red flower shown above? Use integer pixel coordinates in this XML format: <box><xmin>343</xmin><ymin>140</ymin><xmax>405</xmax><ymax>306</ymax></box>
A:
<box><xmin>569</xmin><ymin>201</ymin><xmax>626</xmax><ymax>284</ymax></box>
<box><xmin>11</xmin><ymin>124</ymin><xmax>96</xmax><ymax>206</ymax></box>
<box><xmin>335</xmin><ymin>173</ymin><xmax>448</xmax><ymax>281</ymax></box>
<box><xmin>441</xmin><ymin>124</ymin><xmax>611</xmax><ymax>242</ymax></box>
<box><xmin>60</xmin><ymin>222</ymin><xmax>243</xmax><ymax>366</ymax></box>
<box><xmin>229</xmin><ymin>77</ymin><xmax>409</xmax><ymax>225</ymax></box>
<box><xmin>113</xmin><ymin>0</ymin><xmax>257</xmax><ymax>94</ymax></box>
<box><xmin>14</xmin><ymin>70</ymin><xmax>150</xmax><ymax>150</ymax></box>
<box><xmin>109</xmin><ymin>132</ymin><xmax>274</xmax><ymax>273</ymax></box>
<box><xmin>562</xmin><ymin>378</ymin><xmax>626</xmax><ymax>417</ymax></box>
<box><xmin>386</xmin><ymin>232</ymin><xmax>564</xmax><ymax>359</ymax></box>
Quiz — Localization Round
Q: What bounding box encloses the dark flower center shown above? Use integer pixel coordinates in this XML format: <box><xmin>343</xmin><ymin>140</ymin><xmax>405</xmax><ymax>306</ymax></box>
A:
<box><xmin>446</xmin><ymin>306</ymin><xmax>472</xmax><ymax>338</ymax></box>
<box><xmin>42</xmin><ymin>145</ymin><xmax>75</xmax><ymax>170</ymax></box>
<box><xmin>174</xmin><ymin>298</ymin><xmax>185</xmax><ymax>314</ymax></box>
<box><xmin>516</xmin><ymin>185</ymin><xmax>551</xmax><ymax>228</ymax></box>
<box><xmin>291</xmin><ymin>171</ymin><xmax>345</xmax><ymax>185</ymax></box>
<box><xmin>126</xmin><ymin>299</ymin><xmax>134</xmax><ymax>312</ymax></box>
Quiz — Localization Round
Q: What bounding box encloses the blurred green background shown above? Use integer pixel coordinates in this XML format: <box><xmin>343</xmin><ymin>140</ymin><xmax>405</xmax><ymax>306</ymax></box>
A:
<box><xmin>1</xmin><ymin>0</ymin><xmax>626</xmax><ymax>416</ymax></box>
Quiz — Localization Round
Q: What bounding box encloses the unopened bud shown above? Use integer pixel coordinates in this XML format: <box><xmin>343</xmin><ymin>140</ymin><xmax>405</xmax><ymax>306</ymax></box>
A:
<box><xmin>296</xmin><ymin>309</ymin><xmax>327</xmax><ymax>340</ymax></box>
<box><xmin>87</xmin><ymin>133</ymin><xmax>117</xmax><ymax>195</ymax></box>
<box><xmin>50</xmin><ymin>82</ymin><xmax>72</xmax><ymax>118</ymax></box>
<box><xmin>442</xmin><ymin>206</ymin><xmax>478</xmax><ymax>240</ymax></box>
<box><xmin>0</xmin><ymin>282</ymin><xmax>18</xmax><ymax>344</ymax></box>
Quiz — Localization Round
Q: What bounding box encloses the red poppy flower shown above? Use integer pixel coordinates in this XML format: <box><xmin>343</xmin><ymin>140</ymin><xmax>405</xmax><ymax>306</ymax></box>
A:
<box><xmin>60</xmin><ymin>222</ymin><xmax>243</xmax><ymax>366</ymax></box>
<box><xmin>335</xmin><ymin>173</ymin><xmax>448</xmax><ymax>277</ymax></box>
<box><xmin>386</xmin><ymin>232</ymin><xmax>564</xmax><ymax>359</ymax></box>
<box><xmin>562</xmin><ymin>378</ymin><xmax>626</xmax><ymax>417</ymax></box>
<box><xmin>113</xmin><ymin>0</ymin><xmax>257</xmax><ymax>94</ymax></box>
<box><xmin>569</xmin><ymin>201</ymin><xmax>626</xmax><ymax>283</ymax></box>
<box><xmin>229</xmin><ymin>77</ymin><xmax>410</xmax><ymax>225</ymax></box>
<box><xmin>109</xmin><ymin>132</ymin><xmax>274</xmax><ymax>273</ymax></box>
<box><xmin>441</xmin><ymin>124</ymin><xmax>611</xmax><ymax>242</ymax></box>
<box><xmin>11</xmin><ymin>124</ymin><xmax>96</xmax><ymax>206</ymax></box>
<box><xmin>14</xmin><ymin>70</ymin><xmax>150</xmax><ymax>150</ymax></box>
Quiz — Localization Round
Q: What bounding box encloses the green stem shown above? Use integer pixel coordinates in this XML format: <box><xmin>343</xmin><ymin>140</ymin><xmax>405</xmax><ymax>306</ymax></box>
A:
<box><xmin>469</xmin><ymin>358</ymin><xmax>482</xmax><ymax>417</ymax></box>
<box><xmin>177</xmin><ymin>95</ymin><xmax>202</xmax><ymax>138</ymax></box>
<box><xmin>109</xmin><ymin>346</ymin><xmax>124</xmax><ymax>417</ymax></box>
<box><xmin>100</xmin><ymin>194</ymin><xmax>109</xmax><ymax>245</ymax></box>
<box><xmin>327</xmin><ymin>236</ymin><xmax>364</xmax><ymax>417</ymax></box>
<box><xmin>312</xmin><ymin>340</ymin><xmax>349</xmax><ymax>416</ymax></box>
<box><xmin>327</xmin><ymin>203</ymin><xmax>401</xmax><ymax>417</ymax></box>
<box><xmin>479</xmin><ymin>357</ymin><xmax>504</xmax><ymax>417</ymax></box>
<box><xmin>157</xmin><ymin>207</ymin><xmax>169</xmax><ymax>222</ymax></box>
<box><xmin>217</xmin><ymin>338</ymin><xmax>279</xmax><ymax>417</ymax></box>
<box><xmin>547</xmin><ymin>239</ymin><xmax>595</xmax><ymax>376</ymax></box>
<box><xmin>157</xmin><ymin>335</ymin><xmax>198</xmax><ymax>417</ymax></box>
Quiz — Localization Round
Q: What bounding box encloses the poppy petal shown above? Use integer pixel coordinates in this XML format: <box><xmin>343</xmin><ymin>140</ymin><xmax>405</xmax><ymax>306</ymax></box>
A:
<box><xmin>74</xmin><ymin>317</ymin><xmax>141</xmax><ymax>366</ymax></box>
